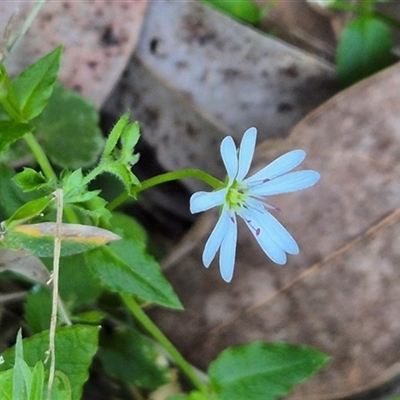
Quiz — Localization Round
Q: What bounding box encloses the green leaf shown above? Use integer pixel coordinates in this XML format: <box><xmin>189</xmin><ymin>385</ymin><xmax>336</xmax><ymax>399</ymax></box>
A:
<box><xmin>62</xmin><ymin>168</ymin><xmax>84</xmax><ymax>190</ymax></box>
<box><xmin>12</xmin><ymin>46</ymin><xmax>62</xmax><ymax>121</ymax></box>
<box><xmin>208</xmin><ymin>341</ymin><xmax>329</xmax><ymax>400</ymax></box>
<box><xmin>99</xmin><ymin>327</ymin><xmax>169</xmax><ymax>389</ymax></box>
<box><xmin>99</xmin><ymin>113</ymin><xmax>140</xmax><ymax>194</ymax></box>
<box><xmin>0</xmin><ymin>325</ymin><xmax>99</xmax><ymax>400</ymax></box>
<box><xmin>87</xmin><ymin>237</ymin><xmax>182</xmax><ymax>309</ymax></box>
<box><xmin>2</xmin><ymin>222</ymin><xmax>121</xmax><ymax>257</ymax></box>
<box><xmin>337</xmin><ymin>16</ymin><xmax>394</xmax><ymax>87</ymax></box>
<box><xmin>102</xmin><ymin>161</ymin><xmax>140</xmax><ymax>194</ymax></box>
<box><xmin>13</xmin><ymin>168</ymin><xmax>52</xmax><ymax>192</ymax></box>
<box><xmin>110</xmin><ymin>212</ymin><xmax>147</xmax><ymax>245</ymax></box>
<box><xmin>0</xmin><ymin>164</ymin><xmax>38</xmax><ymax>221</ymax></box>
<box><xmin>3</xmin><ymin>196</ymin><xmax>54</xmax><ymax>229</ymax></box>
<box><xmin>201</xmin><ymin>0</ymin><xmax>261</xmax><ymax>24</ymax></box>
<box><xmin>120</xmin><ymin>120</ymin><xmax>140</xmax><ymax>163</ymax></box>
<box><xmin>28</xmin><ymin>362</ymin><xmax>44</xmax><ymax>400</ymax></box>
<box><xmin>24</xmin><ymin>287</ymin><xmax>52</xmax><ymax>334</ymax></box>
<box><xmin>32</xmin><ymin>83</ymin><xmax>104</xmax><ymax>169</ymax></box>
<box><xmin>0</xmin><ymin>120</ymin><xmax>33</xmax><ymax>154</ymax></box>
<box><xmin>103</xmin><ymin>112</ymin><xmax>131</xmax><ymax>157</ymax></box>
<box><xmin>71</xmin><ymin>311</ymin><xmax>106</xmax><ymax>325</ymax></box>
<box><xmin>58</xmin><ymin>253</ymin><xmax>102</xmax><ymax>309</ymax></box>
<box><xmin>13</xmin><ymin>330</ymin><xmax>31</xmax><ymax>400</ymax></box>
<box><xmin>0</xmin><ymin>65</ymin><xmax>21</xmax><ymax>121</ymax></box>
<box><xmin>70</xmin><ymin>194</ymin><xmax>112</xmax><ymax>222</ymax></box>
<box><xmin>0</xmin><ymin>369</ymin><xmax>13</xmax><ymax>399</ymax></box>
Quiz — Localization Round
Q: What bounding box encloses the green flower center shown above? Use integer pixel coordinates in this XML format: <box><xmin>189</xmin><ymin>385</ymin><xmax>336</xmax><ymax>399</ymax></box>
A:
<box><xmin>225</xmin><ymin>181</ymin><xmax>249</xmax><ymax>211</ymax></box>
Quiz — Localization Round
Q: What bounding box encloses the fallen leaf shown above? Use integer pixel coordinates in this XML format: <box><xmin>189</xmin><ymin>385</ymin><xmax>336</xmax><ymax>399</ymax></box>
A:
<box><xmin>1</xmin><ymin>0</ymin><xmax>148</xmax><ymax>108</ymax></box>
<box><xmin>0</xmin><ymin>248</ymin><xmax>50</xmax><ymax>285</ymax></box>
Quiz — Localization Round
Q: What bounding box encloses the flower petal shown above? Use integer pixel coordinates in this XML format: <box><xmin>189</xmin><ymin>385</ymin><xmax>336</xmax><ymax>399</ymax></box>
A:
<box><xmin>255</xmin><ymin>230</ymin><xmax>287</xmax><ymax>264</ymax></box>
<box><xmin>237</xmin><ymin>127</ymin><xmax>257</xmax><ymax>181</ymax></box>
<box><xmin>246</xmin><ymin>203</ymin><xmax>299</xmax><ymax>254</ymax></box>
<box><xmin>239</xmin><ymin>206</ymin><xmax>287</xmax><ymax>264</ymax></box>
<box><xmin>190</xmin><ymin>189</ymin><xmax>227</xmax><ymax>214</ymax></box>
<box><xmin>221</xmin><ymin>136</ymin><xmax>238</xmax><ymax>182</ymax></box>
<box><xmin>251</xmin><ymin>170</ymin><xmax>320</xmax><ymax>196</ymax></box>
<box><xmin>202</xmin><ymin>208</ymin><xmax>232</xmax><ymax>267</ymax></box>
<box><xmin>219</xmin><ymin>213</ymin><xmax>237</xmax><ymax>282</ymax></box>
<box><xmin>245</xmin><ymin>149</ymin><xmax>306</xmax><ymax>185</ymax></box>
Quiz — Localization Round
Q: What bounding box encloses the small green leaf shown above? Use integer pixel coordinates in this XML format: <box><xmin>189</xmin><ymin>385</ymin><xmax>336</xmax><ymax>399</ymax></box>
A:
<box><xmin>201</xmin><ymin>0</ymin><xmax>261</xmax><ymax>24</ymax></box>
<box><xmin>67</xmin><ymin>194</ymin><xmax>112</xmax><ymax>223</ymax></box>
<box><xmin>13</xmin><ymin>330</ymin><xmax>31</xmax><ymax>400</ymax></box>
<box><xmin>87</xmin><ymin>237</ymin><xmax>182</xmax><ymax>309</ymax></box>
<box><xmin>100</xmin><ymin>113</ymin><xmax>141</xmax><ymax>194</ymax></box>
<box><xmin>99</xmin><ymin>327</ymin><xmax>169</xmax><ymax>389</ymax></box>
<box><xmin>120</xmin><ymin>120</ymin><xmax>140</xmax><ymax>163</ymax></box>
<box><xmin>62</xmin><ymin>169</ymin><xmax>102</xmax><ymax>204</ymax></box>
<box><xmin>72</xmin><ymin>311</ymin><xmax>106</xmax><ymax>325</ymax></box>
<box><xmin>0</xmin><ymin>325</ymin><xmax>99</xmax><ymax>400</ymax></box>
<box><xmin>3</xmin><ymin>196</ymin><xmax>54</xmax><ymax>229</ymax></box>
<box><xmin>28</xmin><ymin>362</ymin><xmax>44</xmax><ymax>400</ymax></box>
<box><xmin>62</xmin><ymin>169</ymin><xmax>85</xmax><ymax>194</ymax></box>
<box><xmin>103</xmin><ymin>112</ymin><xmax>131</xmax><ymax>157</ymax></box>
<box><xmin>208</xmin><ymin>341</ymin><xmax>329</xmax><ymax>400</ymax></box>
<box><xmin>2</xmin><ymin>222</ymin><xmax>121</xmax><ymax>257</ymax></box>
<box><xmin>0</xmin><ymin>65</ymin><xmax>20</xmax><ymax>121</ymax></box>
<box><xmin>0</xmin><ymin>164</ymin><xmax>40</xmax><ymax>222</ymax></box>
<box><xmin>0</xmin><ymin>120</ymin><xmax>33</xmax><ymax>154</ymax></box>
<box><xmin>13</xmin><ymin>168</ymin><xmax>52</xmax><ymax>192</ymax></box>
<box><xmin>32</xmin><ymin>83</ymin><xmax>104</xmax><ymax>169</ymax></box>
<box><xmin>102</xmin><ymin>162</ymin><xmax>140</xmax><ymax>194</ymax></box>
<box><xmin>337</xmin><ymin>16</ymin><xmax>393</xmax><ymax>87</ymax></box>
<box><xmin>12</xmin><ymin>46</ymin><xmax>63</xmax><ymax>120</ymax></box>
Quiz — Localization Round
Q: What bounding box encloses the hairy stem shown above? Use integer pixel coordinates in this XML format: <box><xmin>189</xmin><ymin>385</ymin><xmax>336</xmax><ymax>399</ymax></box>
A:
<box><xmin>108</xmin><ymin>168</ymin><xmax>222</xmax><ymax>211</ymax></box>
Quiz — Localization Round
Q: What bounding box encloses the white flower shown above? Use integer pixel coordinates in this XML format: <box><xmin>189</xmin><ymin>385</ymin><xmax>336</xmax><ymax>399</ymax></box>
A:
<box><xmin>190</xmin><ymin>128</ymin><xmax>320</xmax><ymax>282</ymax></box>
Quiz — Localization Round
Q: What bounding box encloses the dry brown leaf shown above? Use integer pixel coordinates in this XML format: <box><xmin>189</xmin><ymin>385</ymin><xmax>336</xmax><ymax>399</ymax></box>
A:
<box><xmin>0</xmin><ymin>248</ymin><xmax>50</xmax><ymax>285</ymax></box>
<box><xmin>150</xmin><ymin>62</ymin><xmax>400</xmax><ymax>399</ymax></box>
<box><xmin>0</xmin><ymin>0</ymin><xmax>148</xmax><ymax>108</ymax></box>
<box><xmin>258</xmin><ymin>0</ymin><xmax>337</xmax><ymax>60</ymax></box>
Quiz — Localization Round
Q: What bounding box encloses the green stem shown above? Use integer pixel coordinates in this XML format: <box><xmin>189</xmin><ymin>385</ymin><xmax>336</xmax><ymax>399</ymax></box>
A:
<box><xmin>108</xmin><ymin>168</ymin><xmax>223</xmax><ymax>211</ymax></box>
<box><xmin>122</xmin><ymin>294</ymin><xmax>209</xmax><ymax>394</ymax></box>
<box><xmin>81</xmin><ymin>164</ymin><xmax>105</xmax><ymax>186</ymax></box>
<box><xmin>24</xmin><ymin>133</ymin><xmax>57</xmax><ymax>182</ymax></box>
<box><xmin>136</xmin><ymin>169</ymin><xmax>222</xmax><ymax>194</ymax></box>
